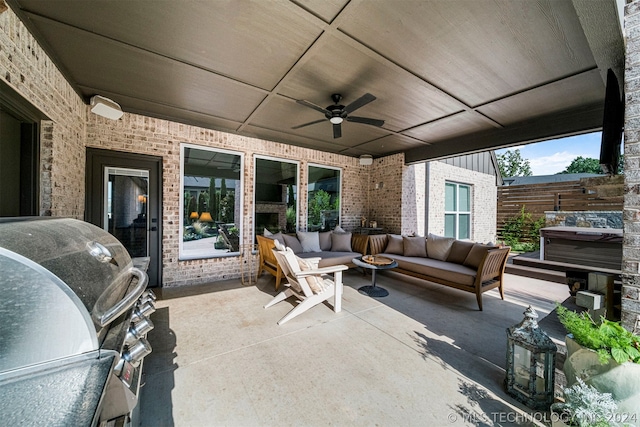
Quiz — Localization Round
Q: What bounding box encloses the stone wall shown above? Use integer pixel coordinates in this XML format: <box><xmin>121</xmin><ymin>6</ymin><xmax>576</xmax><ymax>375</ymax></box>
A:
<box><xmin>427</xmin><ymin>161</ymin><xmax>497</xmax><ymax>243</ymax></box>
<box><xmin>545</xmin><ymin>211</ymin><xmax>623</xmax><ymax>229</ymax></box>
<box><xmin>623</xmin><ymin>0</ymin><xmax>640</xmax><ymax>333</ymax></box>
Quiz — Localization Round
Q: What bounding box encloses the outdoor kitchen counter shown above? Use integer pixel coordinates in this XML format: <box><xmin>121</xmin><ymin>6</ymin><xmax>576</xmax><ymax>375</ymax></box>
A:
<box><xmin>0</xmin><ymin>351</ymin><xmax>116</xmax><ymax>426</ymax></box>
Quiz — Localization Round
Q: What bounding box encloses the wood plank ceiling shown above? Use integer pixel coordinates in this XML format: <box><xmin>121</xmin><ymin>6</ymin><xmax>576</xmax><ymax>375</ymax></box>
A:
<box><xmin>7</xmin><ymin>0</ymin><xmax>624</xmax><ymax>163</ymax></box>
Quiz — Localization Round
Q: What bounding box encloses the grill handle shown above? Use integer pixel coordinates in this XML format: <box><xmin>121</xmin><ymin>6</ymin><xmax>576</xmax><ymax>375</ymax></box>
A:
<box><xmin>95</xmin><ymin>267</ymin><xmax>149</xmax><ymax>327</ymax></box>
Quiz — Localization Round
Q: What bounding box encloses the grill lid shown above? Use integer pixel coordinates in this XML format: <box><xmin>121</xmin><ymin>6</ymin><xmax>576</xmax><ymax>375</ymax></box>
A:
<box><xmin>0</xmin><ymin>248</ymin><xmax>98</xmax><ymax>373</ymax></box>
<box><xmin>0</xmin><ymin>218</ymin><xmax>136</xmax><ymax>331</ymax></box>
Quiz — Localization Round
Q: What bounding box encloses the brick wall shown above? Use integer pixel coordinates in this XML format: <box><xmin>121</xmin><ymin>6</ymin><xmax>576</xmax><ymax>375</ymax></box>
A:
<box><xmin>369</xmin><ymin>154</ymin><xmax>404</xmax><ymax>233</ymax></box>
<box><xmin>623</xmin><ymin>0</ymin><xmax>640</xmax><ymax>333</ymax></box>
<box><xmin>0</xmin><ymin>7</ymin><xmax>86</xmax><ymax>218</ymax></box>
<box><xmin>87</xmin><ymin>114</ymin><xmax>371</xmax><ymax>286</ymax></box>
<box><xmin>427</xmin><ymin>161</ymin><xmax>497</xmax><ymax>243</ymax></box>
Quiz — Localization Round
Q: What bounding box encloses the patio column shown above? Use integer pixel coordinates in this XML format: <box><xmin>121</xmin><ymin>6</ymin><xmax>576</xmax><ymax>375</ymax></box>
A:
<box><xmin>623</xmin><ymin>0</ymin><xmax>640</xmax><ymax>333</ymax></box>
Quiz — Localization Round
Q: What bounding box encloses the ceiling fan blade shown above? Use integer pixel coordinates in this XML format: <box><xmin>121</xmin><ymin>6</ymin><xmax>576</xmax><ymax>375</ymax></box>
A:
<box><xmin>333</xmin><ymin>123</ymin><xmax>342</xmax><ymax>139</ymax></box>
<box><xmin>346</xmin><ymin>116</ymin><xmax>385</xmax><ymax>127</ymax></box>
<box><xmin>292</xmin><ymin>118</ymin><xmax>327</xmax><ymax>130</ymax></box>
<box><xmin>296</xmin><ymin>99</ymin><xmax>330</xmax><ymax>115</ymax></box>
<box><xmin>344</xmin><ymin>93</ymin><xmax>376</xmax><ymax>114</ymax></box>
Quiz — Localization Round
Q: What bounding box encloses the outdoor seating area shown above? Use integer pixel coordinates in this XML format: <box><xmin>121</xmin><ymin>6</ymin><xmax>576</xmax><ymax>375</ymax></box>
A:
<box><xmin>139</xmin><ymin>269</ymin><xmax>570</xmax><ymax>425</ymax></box>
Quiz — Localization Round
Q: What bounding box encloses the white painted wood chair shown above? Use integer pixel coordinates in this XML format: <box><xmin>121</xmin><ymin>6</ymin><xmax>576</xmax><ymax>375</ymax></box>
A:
<box><xmin>264</xmin><ymin>239</ymin><xmax>348</xmax><ymax>325</ymax></box>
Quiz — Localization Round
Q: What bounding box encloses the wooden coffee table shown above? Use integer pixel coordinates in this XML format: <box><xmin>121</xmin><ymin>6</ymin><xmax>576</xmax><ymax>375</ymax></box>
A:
<box><xmin>352</xmin><ymin>255</ymin><xmax>398</xmax><ymax>297</ymax></box>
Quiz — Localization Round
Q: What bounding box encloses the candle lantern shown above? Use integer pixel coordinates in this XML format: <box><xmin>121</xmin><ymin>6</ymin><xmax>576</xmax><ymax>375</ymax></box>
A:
<box><xmin>505</xmin><ymin>306</ymin><xmax>557</xmax><ymax>409</ymax></box>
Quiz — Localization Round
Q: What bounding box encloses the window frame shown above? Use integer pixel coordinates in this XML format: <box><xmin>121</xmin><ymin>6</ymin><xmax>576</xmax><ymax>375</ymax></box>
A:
<box><xmin>307</xmin><ymin>163</ymin><xmax>342</xmax><ymax>231</ymax></box>
<box><xmin>179</xmin><ymin>143</ymin><xmax>244</xmax><ymax>260</ymax></box>
<box><xmin>444</xmin><ymin>181</ymin><xmax>471</xmax><ymax>240</ymax></box>
<box><xmin>253</xmin><ymin>154</ymin><xmax>300</xmax><ymax>242</ymax></box>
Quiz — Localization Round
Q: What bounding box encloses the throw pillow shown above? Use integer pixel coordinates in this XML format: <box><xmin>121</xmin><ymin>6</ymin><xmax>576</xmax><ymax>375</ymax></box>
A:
<box><xmin>426</xmin><ymin>233</ymin><xmax>455</xmax><ymax>261</ymax></box>
<box><xmin>263</xmin><ymin>228</ymin><xmax>273</xmax><ymax>237</ymax></box>
<box><xmin>297</xmin><ymin>231</ymin><xmax>321</xmax><ymax>252</ymax></box>
<box><xmin>463</xmin><ymin>244</ymin><xmax>497</xmax><ymax>269</ymax></box>
<box><xmin>266</xmin><ymin>232</ymin><xmax>284</xmax><ymax>243</ymax></box>
<box><xmin>333</xmin><ymin>225</ymin><xmax>346</xmax><ymax>233</ymax></box>
<box><xmin>296</xmin><ymin>256</ymin><xmax>324</xmax><ymax>293</ymax></box>
<box><xmin>273</xmin><ymin>239</ymin><xmax>286</xmax><ymax>252</ymax></box>
<box><xmin>331</xmin><ymin>232</ymin><xmax>352</xmax><ymax>252</ymax></box>
<box><xmin>319</xmin><ymin>231</ymin><xmax>332</xmax><ymax>251</ymax></box>
<box><xmin>403</xmin><ymin>235</ymin><xmax>427</xmax><ymax>257</ymax></box>
<box><xmin>282</xmin><ymin>234</ymin><xmax>304</xmax><ymax>254</ymax></box>
<box><xmin>446</xmin><ymin>240</ymin><xmax>475</xmax><ymax>264</ymax></box>
<box><xmin>385</xmin><ymin>234</ymin><xmax>404</xmax><ymax>255</ymax></box>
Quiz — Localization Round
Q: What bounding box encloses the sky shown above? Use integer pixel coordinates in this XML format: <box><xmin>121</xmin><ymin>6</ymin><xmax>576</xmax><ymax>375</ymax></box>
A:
<box><xmin>495</xmin><ymin>132</ymin><xmax>605</xmax><ymax>176</ymax></box>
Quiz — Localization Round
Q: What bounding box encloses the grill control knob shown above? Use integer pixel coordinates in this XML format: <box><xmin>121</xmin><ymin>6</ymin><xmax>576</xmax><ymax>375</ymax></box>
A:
<box><xmin>136</xmin><ymin>300</ymin><xmax>156</xmax><ymax>317</ymax></box>
<box><xmin>125</xmin><ymin>316</ymin><xmax>154</xmax><ymax>344</ymax></box>
<box><xmin>142</xmin><ymin>289</ymin><xmax>157</xmax><ymax>301</ymax></box>
<box><xmin>123</xmin><ymin>338</ymin><xmax>152</xmax><ymax>367</ymax></box>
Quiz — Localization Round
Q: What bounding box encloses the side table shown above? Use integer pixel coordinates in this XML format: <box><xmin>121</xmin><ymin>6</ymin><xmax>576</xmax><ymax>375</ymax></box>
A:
<box><xmin>352</xmin><ymin>256</ymin><xmax>398</xmax><ymax>297</ymax></box>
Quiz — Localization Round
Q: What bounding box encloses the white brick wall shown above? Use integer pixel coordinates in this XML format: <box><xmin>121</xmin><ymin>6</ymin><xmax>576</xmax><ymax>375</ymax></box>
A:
<box><xmin>427</xmin><ymin>161</ymin><xmax>497</xmax><ymax>243</ymax></box>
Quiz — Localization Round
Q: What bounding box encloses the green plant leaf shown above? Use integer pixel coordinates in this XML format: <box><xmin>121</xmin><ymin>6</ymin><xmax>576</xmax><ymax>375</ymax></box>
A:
<box><xmin>626</xmin><ymin>345</ymin><xmax>640</xmax><ymax>360</ymax></box>
<box><xmin>611</xmin><ymin>347</ymin><xmax>629</xmax><ymax>364</ymax></box>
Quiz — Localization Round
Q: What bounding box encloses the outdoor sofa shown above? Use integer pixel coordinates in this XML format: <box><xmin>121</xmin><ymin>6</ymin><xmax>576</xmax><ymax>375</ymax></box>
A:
<box><xmin>257</xmin><ymin>229</ymin><xmax>369</xmax><ymax>290</ymax></box>
<box><xmin>368</xmin><ymin>233</ymin><xmax>511</xmax><ymax>310</ymax></box>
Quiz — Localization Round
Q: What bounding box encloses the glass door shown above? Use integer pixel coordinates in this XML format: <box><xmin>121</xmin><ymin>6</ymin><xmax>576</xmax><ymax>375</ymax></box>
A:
<box><xmin>104</xmin><ymin>167</ymin><xmax>150</xmax><ymax>258</ymax></box>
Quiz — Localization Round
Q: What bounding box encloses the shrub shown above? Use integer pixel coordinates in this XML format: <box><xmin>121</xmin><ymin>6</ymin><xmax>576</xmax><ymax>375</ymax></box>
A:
<box><xmin>501</xmin><ymin>206</ymin><xmax>545</xmax><ymax>251</ymax></box>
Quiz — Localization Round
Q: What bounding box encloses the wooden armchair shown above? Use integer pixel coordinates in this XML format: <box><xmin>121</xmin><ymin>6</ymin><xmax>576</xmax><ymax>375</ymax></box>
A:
<box><xmin>264</xmin><ymin>244</ymin><xmax>348</xmax><ymax>325</ymax></box>
<box><xmin>256</xmin><ymin>235</ymin><xmax>283</xmax><ymax>289</ymax></box>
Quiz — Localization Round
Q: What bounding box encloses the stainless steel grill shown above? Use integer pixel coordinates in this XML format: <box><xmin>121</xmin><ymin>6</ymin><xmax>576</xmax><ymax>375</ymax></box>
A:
<box><xmin>0</xmin><ymin>217</ymin><xmax>156</xmax><ymax>426</ymax></box>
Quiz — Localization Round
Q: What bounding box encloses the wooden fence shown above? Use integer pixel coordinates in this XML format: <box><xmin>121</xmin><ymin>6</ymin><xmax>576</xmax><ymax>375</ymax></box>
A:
<box><xmin>497</xmin><ymin>175</ymin><xmax>624</xmax><ymax>240</ymax></box>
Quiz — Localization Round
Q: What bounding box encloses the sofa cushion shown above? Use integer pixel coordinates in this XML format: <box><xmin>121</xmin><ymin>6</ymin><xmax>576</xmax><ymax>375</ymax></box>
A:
<box><xmin>463</xmin><ymin>244</ymin><xmax>498</xmax><ymax>269</ymax></box>
<box><xmin>297</xmin><ymin>251</ymin><xmax>360</xmax><ymax>268</ymax></box>
<box><xmin>319</xmin><ymin>231</ymin><xmax>332</xmax><ymax>251</ymax></box>
<box><xmin>385</xmin><ymin>234</ymin><xmax>404</xmax><ymax>255</ymax></box>
<box><xmin>331</xmin><ymin>232</ymin><xmax>352</xmax><ymax>252</ymax></box>
<box><xmin>426</xmin><ymin>233</ymin><xmax>455</xmax><ymax>261</ymax></box>
<box><xmin>333</xmin><ymin>225</ymin><xmax>346</xmax><ymax>233</ymax></box>
<box><xmin>297</xmin><ymin>231</ymin><xmax>321</xmax><ymax>252</ymax></box>
<box><xmin>320</xmin><ymin>252</ymin><xmax>357</xmax><ymax>268</ymax></box>
<box><xmin>446</xmin><ymin>240</ymin><xmax>475</xmax><ymax>264</ymax></box>
<box><xmin>384</xmin><ymin>254</ymin><xmax>476</xmax><ymax>287</ymax></box>
<box><xmin>403</xmin><ymin>235</ymin><xmax>427</xmax><ymax>257</ymax></box>
<box><xmin>282</xmin><ymin>234</ymin><xmax>304</xmax><ymax>254</ymax></box>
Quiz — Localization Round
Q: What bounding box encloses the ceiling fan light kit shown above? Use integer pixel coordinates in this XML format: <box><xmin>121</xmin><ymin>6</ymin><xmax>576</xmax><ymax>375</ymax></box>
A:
<box><xmin>89</xmin><ymin>95</ymin><xmax>124</xmax><ymax>120</ymax></box>
<box><xmin>293</xmin><ymin>93</ymin><xmax>384</xmax><ymax>139</ymax></box>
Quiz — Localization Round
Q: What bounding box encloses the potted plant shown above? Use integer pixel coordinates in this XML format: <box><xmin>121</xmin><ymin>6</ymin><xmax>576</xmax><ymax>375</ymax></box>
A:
<box><xmin>556</xmin><ymin>304</ymin><xmax>640</xmax><ymax>421</ymax></box>
<box><xmin>551</xmin><ymin>378</ymin><xmax>621</xmax><ymax>427</ymax></box>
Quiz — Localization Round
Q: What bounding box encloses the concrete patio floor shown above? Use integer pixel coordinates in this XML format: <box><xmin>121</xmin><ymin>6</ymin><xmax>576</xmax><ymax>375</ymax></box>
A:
<box><xmin>139</xmin><ymin>269</ymin><xmax>569</xmax><ymax>426</ymax></box>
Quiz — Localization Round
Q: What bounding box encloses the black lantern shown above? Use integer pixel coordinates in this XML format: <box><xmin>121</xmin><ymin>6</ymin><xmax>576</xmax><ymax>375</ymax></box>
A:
<box><xmin>505</xmin><ymin>306</ymin><xmax>557</xmax><ymax>409</ymax></box>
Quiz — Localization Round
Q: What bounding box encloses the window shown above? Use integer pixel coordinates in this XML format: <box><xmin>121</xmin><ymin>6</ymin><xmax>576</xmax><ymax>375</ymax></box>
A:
<box><xmin>444</xmin><ymin>182</ymin><xmax>470</xmax><ymax>239</ymax></box>
<box><xmin>254</xmin><ymin>156</ymin><xmax>298</xmax><ymax>239</ymax></box>
<box><xmin>180</xmin><ymin>144</ymin><xmax>243</xmax><ymax>259</ymax></box>
<box><xmin>307</xmin><ymin>165</ymin><xmax>341</xmax><ymax>231</ymax></box>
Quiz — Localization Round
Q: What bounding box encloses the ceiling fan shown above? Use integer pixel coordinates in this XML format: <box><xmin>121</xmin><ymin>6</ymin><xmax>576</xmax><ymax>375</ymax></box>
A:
<box><xmin>292</xmin><ymin>93</ymin><xmax>385</xmax><ymax>138</ymax></box>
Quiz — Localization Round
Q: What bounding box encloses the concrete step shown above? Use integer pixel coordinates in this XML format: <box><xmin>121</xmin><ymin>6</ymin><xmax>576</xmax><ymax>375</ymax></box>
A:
<box><xmin>505</xmin><ymin>263</ymin><xmax>567</xmax><ymax>284</ymax></box>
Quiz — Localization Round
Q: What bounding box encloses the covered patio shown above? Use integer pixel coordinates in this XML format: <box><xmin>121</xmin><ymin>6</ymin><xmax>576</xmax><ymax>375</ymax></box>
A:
<box><xmin>140</xmin><ymin>270</ymin><xmax>568</xmax><ymax>426</ymax></box>
<box><xmin>2</xmin><ymin>1</ymin><xmax>640</xmax><ymax>425</ymax></box>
